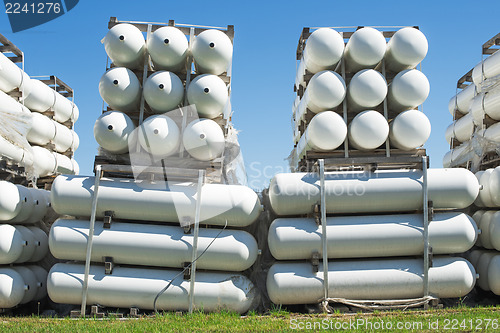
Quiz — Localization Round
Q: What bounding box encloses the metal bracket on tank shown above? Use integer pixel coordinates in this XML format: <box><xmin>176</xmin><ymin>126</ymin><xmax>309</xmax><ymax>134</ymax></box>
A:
<box><xmin>312</xmin><ymin>204</ymin><xmax>321</xmax><ymax>225</ymax></box>
<box><xmin>427</xmin><ymin>201</ymin><xmax>434</xmax><ymax>222</ymax></box>
<box><xmin>104</xmin><ymin>257</ymin><xmax>114</xmax><ymax>275</ymax></box>
<box><xmin>311</xmin><ymin>251</ymin><xmax>320</xmax><ymax>273</ymax></box>
<box><xmin>103</xmin><ymin>211</ymin><xmax>114</xmax><ymax>229</ymax></box>
<box><xmin>183</xmin><ymin>262</ymin><xmax>192</xmax><ymax>280</ymax></box>
<box><xmin>428</xmin><ymin>246</ymin><xmax>433</xmax><ymax>268</ymax></box>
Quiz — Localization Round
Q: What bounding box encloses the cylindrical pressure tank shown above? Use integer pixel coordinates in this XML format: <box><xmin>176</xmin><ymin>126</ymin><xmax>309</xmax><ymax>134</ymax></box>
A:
<box><xmin>472</xmin><ymin>50</ymin><xmax>500</xmax><ymax>86</ymax></box>
<box><xmin>388</xmin><ymin>69</ymin><xmax>430</xmax><ymax>111</ymax></box>
<box><xmin>53</xmin><ymin>122</ymin><xmax>74</xmax><ymax>153</ymax></box>
<box><xmin>99</xmin><ymin>67</ymin><xmax>141</xmax><ymax>111</ymax></box>
<box><xmin>103</xmin><ymin>23</ymin><xmax>145</xmax><ymax>69</ymax></box>
<box><xmin>296</xmin><ymin>111</ymin><xmax>347</xmax><ymax>157</ymax></box>
<box><xmin>187</xmin><ymin>74</ymin><xmax>228</xmax><ymax>119</ymax></box>
<box><xmin>51</xmin><ymin>175</ymin><xmax>261</xmax><ymax>227</ymax></box>
<box><xmin>385</xmin><ymin>27</ymin><xmax>428</xmax><ymax>72</ymax></box>
<box><xmin>0</xmin><ymin>224</ymin><xmax>24</xmax><ymax>264</ymax></box>
<box><xmin>148</xmin><ymin>26</ymin><xmax>188</xmax><ymax>72</ymax></box>
<box><xmin>476</xmin><ymin>251</ymin><xmax>496</xmax><ymax>290</ymax></box>
<box><xmin>0</xmin><ymin>180</ymin><xmax>23</xmax><ymax>220</ymax></box>
<box><xmin>389</xmin><ymin>109</ymin><xmax>431</xmax><ymax>150</ymax></box>
<box><xmin>26</xmin><ymin>265</ymin><xmax>48</xmax><ymax>301</ymax></box>
<box><xmin>477</xmin><ymin>169</ymin><xmax>495</xmax><ymax>208</ymax></box>
<box><xmin>26</xmin><ymin>226</ymin><xmax>48</xmax><ymax>262</ymax></box>
<box><xmin>0</xmin><ymin>52</ymin><xmax>32</xmax><ymax>96</ymax></box>
<box><xmin>94</xmin><ymin>111</ymin><xmax>135</xmax><ymax>154</ymax></box>
<box><xmin>0</xmin><ymin>267</ymin><xmax>26</xmax><ymax>308</ymax></box>
<box><xmin>192</xmin><ymin>29</ymin><xmax>233</xmax><ymax>75</ymax></box>
<box><xmin>267</xmin><ymin>257</ymin><xmax>476</xmax><ymax>304</ymax></box>
<box><xmin>484</xmin><ymin>122</ymin><xmax>500</xmax><ymax>143</ymax></box>
<box><xmin>298</xmin><ymin>71</ymin><xmax>346</xmax><ymax>117</ymax></box>
<box><xmin>13</xmin><ymin>225</ymin><xmax>35</xmax><ymax>263</ymax></box>
<box><xmin>23</xmin><ymin>79</ymin><xmax>56</xmax><ymax>112</ymax></box>
<box><xmin>348</xmin><ymin>110</ymin><xmax>389</xmax><ymax>150</ymax></box>
<box><xmin>451</xmin><ymin>113</ymin><xmax>474</xmax><ymax>143</ymax></box>
<box><xmin>268</xmin><ymin>212</ymin><xmax>477</xmax><ymax>260</ymax></box>
<box><xmin>32</xmin><ymin>146</ymin><xmax>56</xmax><ymax>177</ymax></box>
<box><xmin>488</xmin><ymin>255</ymin><xmax>500</xmax><ymax>295</ymax></box>
<box><xmin>50</xmin><ymin>219</ymin><xmax>258</xmax><ymax>271</ymax></box>
<box><xmin>478</xmin><ymin>211</ymin><xmax>495</xmax><ymax>249</ymax></box>
<box><xmin>143</xmin><ymin>71</ymin><xmax>184</xmax><ymax>113</ymax></box>
<box><xmin>48</xmin><ymin>263</ymin><xmax>256</xmax><ymax>313</ymax></box>
<box><xmin>448</xmin><ymin>83</ymin><xmax>476</xmax><ymax>115</ymax></box>
<box><xmin>269</xmin><ymin>168</ymin><xmax>479</xmax><ymax>216</ymax></box>
<box><xmin>9</xmin><ymin>185</ymin><xmax>34</xmax><ymax>223</ymax></box>
<box><xmin>27</xmin><ymin>113</ymin><xmax>56</xmax><ymax>146</ymax></box>
<box><xmin>347</xmin><ymin>69</ymin><xmax>387</xmax><ymax>111</ymax></box>
<box><xmin>55</xmin><ymin>153</ymin><xmax>75</xmax><ymax>175</ymax></box>
<box><xmin>489</xmin><ymin>166</ymin><xmax>500</xmax><ymax>206</ymax></box>
<box><xmin>489</xmin><ymin>213</ymin><xmax>500</xmax><ymax>251</ymax></box>
<box><xmin>11</xmin><ymin>266</ymin><xmax>37</xmax><ymax>304</ymax></box>
<box><xmin>343</xmin><ymin>27</ymin><xmax>386</xmax><ymax>72</ymax></box>
<box><xmin>53</xmin><ymin>92</ymin><xmax>77</xmax><ymax>123</ymax></box>
<box><xmin>25</xmin><ymin>188</ymin><xmax>50</xmax><ymax>223</ymax></box>
<box><xmin>0</xmin><ymin>136</ymin><xmax>27</xmax><ymax>165</ymax></box>
<box><xmin>302</xmin><ymin>28</ymin><xmax>344</xmax><ymax>73</ymax></box>
<box><xmin>138</xmin><ymin>114</ymin><xmax>180</xmax><ymax>157</ymax></box>
<box><xmin>469</xmin><ymin>91</ymin><xmax>500</xmax><ymax>120</ymax></box>
<box><xmin>182</xmin><ymin>119</ymin><xmax>225</xmax><ymax>161</ymax></box>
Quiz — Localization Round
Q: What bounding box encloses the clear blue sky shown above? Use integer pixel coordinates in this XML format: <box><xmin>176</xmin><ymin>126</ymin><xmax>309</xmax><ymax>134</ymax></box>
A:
<box><xmin>1</xmin><ymin>0</ymin><xmax>498</xmax><ymax>190</ymax></box>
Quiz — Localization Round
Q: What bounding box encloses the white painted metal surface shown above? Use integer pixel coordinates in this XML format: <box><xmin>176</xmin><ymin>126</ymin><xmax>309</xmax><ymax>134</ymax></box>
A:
<box><xmin>268</xmin><ymin>212</ymin><xmax>477</xmax><ymax>260</ymax></box>
<box><xmin>0</xmin><ymin>224</ymin><xmax>24</xmax><ymax>264</ymax></box>
<box><xmin>148</xmin><ymin>26</ymin><xmax>188</xmax><ymax>72</ymax></box>
<box><xmin>143</xmin><ymin>71</ymin><xmax>184</xmax><ymax>113</ymax></box>
<box><xmin>47</xmin><ymin>263</ymin><xmax>256</xmax><ymax>313</ymax></box>
<box><xmin>103</xmin><ymin>23</ymin><xmax>146</xmax><ymax>69</ymax></box>
<box><xmin>488</xmin><ymin>255</ymin><xmax>500</xmax><ymax>295</ymax></box>
<box><xmin>469</xmin><ymin>90</ymin><xmax>500</xmax><ymax>120</ymax></box>
<box><xmin>51</xmin><ymin>175</ymin><xmax>261</xmax><ymax>227</ymax></box>
<box><xmin>182</xmin><ymin>119</ymin><xmax>225</xmax><ymax>161</ymax></box>
<box><xmin>0</xmin><ymin>52</ymin><xmax>31</xmax><ymax>97</ymax></box>
<box><xmin>192</xmin><ymin>29</ymin><xmax>233</xmax><ymax>75</ymax></box>
<box><xmin>11</xmin><ymin>266</ymin><xmax>37</xmax><ymax>304</ymax></box>
<box><xmin>269</xmin><ymin>168</ymin><xmax>479</xmax><ymax>216</ymax></box>
<box><xmin>302</xmin><ymin>28</ymin><xmax>344</xmax><ymax>73</ymax></box>
<box><xmin>50</xmin><ymin>219</ymin><xmax>258</xmax><ymax>271</ymax></box>
<box><xmin>389</xmin><ymin>109</ymin><xmax>431</xmax><ymax>150</ymax></box>
<box><xmin>99</xmin><ymin>67</ymin><xmax>141</xmax><ymax>111</ymax></box>
<box><xmin>472</xmin><ymin>50</ymin><xmax>500</xmax><ymax>86</ymax></box>
<box><xmin>26</xmin><ymin>265</ymin><xmax>48</xmax><ymax>301</ymax></box>
<box><xmin>27</xmin><ymin>112</ymin><xmax>56</xmax><ymax>146</ymax></box>
<box><xmin>0</xmin><ymin>181</ymin><xmax>23</xmax><ymax>220</ymax></box>
<box><xmin>343</xmin><ymin>27</ymin><xmax>386</xmax><ymax>72</ymax></box>
<box><xmin>0</xmin><ymin>267</ymin><xmax>26</xmax><ymax>308</ymax></box>
<box><xmin>187</xmin><ymin>74</ymin><xmax>228</xmax><ymax>119</ymax></box>
<box><xmin>388</xmin><ymin>69</ymin><xmax>430</xmax><ymax>110</ymax></box>
<box><xmin>52</xmin><ymin>92</ymin><xmax>77</xmax><ymax>123</ymax></box>
<box><xmin>138</xmin><ymin>114</ymin><xmax>180</xmax><ymax>157</ymax></box>
<box><xmin>347</xmin><ymin>69</ymin><xmax>387</xmax><ymax>111</ymax></box>
<box><xmin>13</xmin><ymin>225</ymin><xmax>35</xmax><ymax>263</ymax></box>
<box><xmin>267</xmin><ymin>257</ymin><xmax>476</xmax><ymax>304</ymax></box>
<box><xmin>348</xmin><ymin>110</ymin><xmax>389</xmax><ymax>150</ymax></box>
<box><xmin>93</xmin><ymin>111</ymin><xmax>135</xmax><ymax>154</ymax></box>
<box><xmin>23</xmin><ymin>79</ymin><xmax>56</xmax><ymax>112</ymax></box>
<box><xmin>32</xmin><ymin>146</ymin><xmax>56</xmax><ymax>177</ymax></box>
<box><xmin>385</xmin><ymin>27</ymin><xmax>428</xmax><ymax>72</ymax></box>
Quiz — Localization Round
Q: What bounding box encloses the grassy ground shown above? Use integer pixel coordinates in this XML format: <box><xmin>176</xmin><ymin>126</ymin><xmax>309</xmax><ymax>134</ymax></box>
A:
<box><xmin>1</xmin><ymin>306</ymin><xmax>500</xmax><ymax>332</ymax></box>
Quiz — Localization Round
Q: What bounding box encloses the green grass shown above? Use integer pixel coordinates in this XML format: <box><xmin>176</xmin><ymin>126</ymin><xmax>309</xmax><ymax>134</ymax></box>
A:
<box><xmin>0</xmin><ymin>306</ymin><xmax>499</xmax><ymax>332</ymax></box>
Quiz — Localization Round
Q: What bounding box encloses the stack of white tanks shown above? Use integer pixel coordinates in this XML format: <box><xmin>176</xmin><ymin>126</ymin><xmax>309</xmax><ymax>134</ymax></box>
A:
<box><xmin>464</xmin><ymin>166</ymin><xmax>500</xmax><ymax>297</ymax></box>
<box><xmin>291</xmin><ymin>27</ymin><xmax>431</xmax><ymax>169</ymax></box>
<box><xmin>0</xmin><ymin>35</ymin><xmax>80</xmax><ymax>182</ymax></box>
<box><xmin>0</xmin><ymin>181</ymin><xmax>50</xmax><ymax>311</ymax></box>
<box><xmin>47</xmin><ymin>18</ymin><xmax>261</xmax><ymax>314</ymax></box>
<box><xmin>266</xmin><ymin>26</ymin><xmax>479</xmax><ymax>308</ymax></box>
<box><xmin>444</xmin><ymin>33</ymin><xmax>500</xmax><ymax>169</ymax></box>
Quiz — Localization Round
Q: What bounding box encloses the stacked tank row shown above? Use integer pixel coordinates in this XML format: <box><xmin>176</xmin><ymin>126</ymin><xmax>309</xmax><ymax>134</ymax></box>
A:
<box><xmin>0</xmin><ymin>34</ymin><xmax>80</xmax><ymax>184</ymax></box>
<box><xmin>46</xmin><ymin>17</ymin><xmax>260</xmax><ymax>315</ymax></box>
<box><xmin>290</xmin><ymin>26</ymin><xmax>431</xmax><ymax>170</ymax></box>
<box><xmin>444</xmin><ymin>32</ymin><xmax>500</xmax><ymax>169</ymax></box>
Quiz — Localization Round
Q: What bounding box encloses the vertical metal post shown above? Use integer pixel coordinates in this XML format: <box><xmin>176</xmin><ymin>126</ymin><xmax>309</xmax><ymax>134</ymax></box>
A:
<box><xmin>381</xmin><ymin>59</ymin><xmax>390</xmax><ymax>158</ymax></box>
<box><xmin>188</xmin><ymin>169</ymin><xmax>205</xmax><ymax>313</ymax></box>
<box><xmin>80</xmin><ymin>165</ymin><xmax>103</xmax><ymax>317</ymax></box>
<box><xmin>319</xmin><ymin>159</ymin><xmax>329</xmax><ymax>302</ymax></box>
<box><xmin>136</xmin><ymin>24</ymin><xmax>152</xmax><ymax>155</ymax></box>
<box><xmin>340</xmin><ymin>50</ymin><xmax>349</xmax><ymax>158</ymax></box>
<box><xmin>422</xmin><ymin>156</ymin><xmax>430</xmax><ymax>297</ymax></box>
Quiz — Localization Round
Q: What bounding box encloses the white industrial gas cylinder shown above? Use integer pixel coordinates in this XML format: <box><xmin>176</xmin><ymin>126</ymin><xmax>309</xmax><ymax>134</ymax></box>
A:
<box><xmin>55</xmin><ymin>153</ymin><xmax>75</xmax><ymax>175</ymax></box>
<box><xmin>471</xmin><ymin>91</ymin><xmax>500</xmax><ymax>120</ymax></box>
<box><xmin>385</xmin><ymin>27</ymin><xmax>428</xmax><ymax>72</ymax></box>
<box><xmin>143</xmin><ymin>71</ymin><xmax>184</xmax><ymax>113</ymax></box>
<box><xmin>50</xmin><ymin>219</ymin><xmax>258</xmax><ymax>271</ymax></box>
<box><xmin>0</xmin><ymin>52</ymin><xmax>32</xmax><ymax>97</ymax></box>
<box><xmin>52</xmin><ymin>92</ymin><xmax>77</xmax><ymax>123</ymax></box>
<box><xmin>267</xmin><ymin>257</ymin><xmax>475</xmax><ymax>304</ymax></box>
<box><xmin>269</xmin><ymin>168</ymin><xmax>479</xmax><ymax>216</ymax></box>
<box><xmin>297</xmin><ymin>111</ymin><xmax>347</xmax><ymax>157</ymax></box>
<box><xmin>0</xmin><ymin>180</ymin><xmax>23</xmax><ymax>220</ymax></box>
<box><xmin>343</xmin><ymin>27</ymin><xmax>386</xmax><ymax>72</ymax></box>
<box><xmin>25</xmin><ymin>188</ymin><xmax>50</xmax><ymax>223</ymax></box>
<box><xmin>489</xmin><ymin>166</ymin><xmax>500</xmax><ymax>206</ymax></box>
<box><xmin>348</xmin><ymin>110</ymin><xmax>389</xmax><ymax>150</ymax></box>
<box><xmin>48</xmin><ymin>263</ymin><xmax>256</xmax><ymax>313</ymax></box>
<box><xmin>23</xmin><ymin>79</ymin><xmax>56</xmax><ymax>112</ymax></box>
<box><xmin>0</xmin><ymin>224</ymin><xmax>24</xmax><ymax>264</ymax></box>
<box><xmin>187</xmin><ymin>74</ymin><xmax>228</xmax><ymax>119</ymax></box>
<box><xmin>13</xmin><ymin>225</ymin><xmax>35</xmax><ymax>263</ymax></box>
<box><xmin>94</xmin><ymin>111</ymin><xmax>135</xmax><ymax>154</ymax></box>
<box><xmin>26</xmin><ymin>226</ymin><xmax>48</xmax><ymax>262</ymax></box>
<box><xmin>477</xmin><ymin>169</ymin><xmax>495</xmax><ymax>208</ymax></box>
<box><xmin>182</xmin><ymin>119</ymin><xmax>225</xmax><ymax>161</ymax></box>
<box><xmin>99</xmin><ymin>67</ymin><xmax>141</xmax><ymax>111</ymax></box>
<box><xmin>27</xmin><ymin>113</ymin><xmax>56</xmax><ymax>146</ymax></box>
<box><xmin>51</xmin><ymin>175</ymin><xmax>261</xmax><ymax>227</ymax></box>
<box><xmin>304</xmin><ymin>70</ymin><xmax>346</xmax><ymax>113</ymax></box>
<box><xmin>138</xmin><ymin>114</ymin><xmax>180</xmax><ymax>157</ymax></box>
<box><xmin>11</xmin><ymin>266</ymin><xmax>37</xmax><ymax>304</ymax></box>
<box><xmin>476</xmin><ymin>251</ymin><xmax>496</xmax><ymax>290</ymax></box>
<box><xmin>53</xmin><ymin>121</ymin><xmax>74</xmax><ymax>153</ymax></box>
<box><xmin>302</xmin><ymin>28</ymin><xmax>344</xmax><ymax>73</ymax></box>
<box><xmin>26</xmin><ymin>265</ymin><xmax>48</xmax><ymax>301</ymax></box>
<box><xmin>148</xmin><ymin>26</ymin><xmax>188</xmax><ymax>71</ymax></box>
<box><xmin>347</xmin><ymin>69</ymin><xmax>387</xmax><ymax>111</ymax></box>
<box><xmin>389</xmin><ymin>109</ymin><xmax>431</xmax><ymax>150</ymax></box>
<box><xmin>0</xmin><ymin>267</ymin><xmax>26</xmax><ymax>308</ymax></box>
<box><xmin>103</xmin><ymin>23</ymin><xmax>145</xmax><ymax>69</ymax></box>
<box><xmin>448</xmin><ymin>83</ymin><xmax>476</xmax><ymax>115</ymax></box>
<box><xmin>488</xmin><ymin>255</ymin><xmax>500</xmax><ymax>295</ymax></box>
<box><xmin>472</xmin><ymin>50</ymin><xmax>500</xmax><ymax>86</ymax></box>
<box><xmin>268</xmin><ymin>212</ymin><xmax>477</xmax><ymax>260</ymax></box>
<box><xmin>192</xmin><ymin>29</ymin><xmax>233</xmax><ymax>75</ymax></box>
<box><xmin>9</xmin><ymin>185</ymin><xmax>34</xmax><ymax>223</ymax></box>
<box><xmin>388</xmin><ymin>69</ymin><xmax>430</xmax><ymax>110</ymax></box>
<box><xmin>452</xmin><ymin>113</ymin><xmax>474</xmax><ymax>143</ymax></box>
<box><xmin>32</xmin><ymin>146</ymin><xmax>56</xmax><ymax>177</ymax></box>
